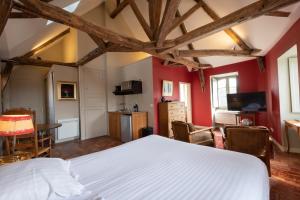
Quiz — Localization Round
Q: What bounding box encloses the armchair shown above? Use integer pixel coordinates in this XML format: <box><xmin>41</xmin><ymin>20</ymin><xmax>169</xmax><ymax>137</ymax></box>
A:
<box><xmin>171</xmin><ymin>121</ymin><xmax>214</xmax><ymax>146</ymax></box>
<box><xmin>224</xmin><ymin>126</ymin><xmax>271</xmax><ymax>176</ymax></box>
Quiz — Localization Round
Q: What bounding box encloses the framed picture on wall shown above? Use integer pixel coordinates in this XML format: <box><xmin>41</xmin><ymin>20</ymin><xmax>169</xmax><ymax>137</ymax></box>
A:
<box><xmin>162</xmin><ymin>80</ymin><xmax>173</xmax><ymax>97</ymax></box>
<box><xmin>57</xmin><ymin>81</ymin><xmax>77</xmax><ymax>100</ymax></box>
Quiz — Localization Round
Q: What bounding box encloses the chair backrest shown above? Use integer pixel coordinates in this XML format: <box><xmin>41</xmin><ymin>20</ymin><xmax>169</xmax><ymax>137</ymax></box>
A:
<box><xmin>171</xmin><ymin>121</ymin><xmax>190</xmax><ymax>142</ymax></box>
<box><xmin>3</xmin><ymin>108</ymin><xmax>38</xmax><ymax>156</ymax></box>
<box><xmin>225</xmin><ymin>126</ymin><xmax>270</xmax><ymax>155</ymax></box>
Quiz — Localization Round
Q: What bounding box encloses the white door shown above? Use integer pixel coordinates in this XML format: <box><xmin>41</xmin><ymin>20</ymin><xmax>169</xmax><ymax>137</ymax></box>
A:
<box><xmin>179</xmin><ymin>82</ymin><xmax>192</xmax><ymax>123</ymax></box>
<box><xmin>80</xmin><ymin>67</ymin><xmax>107</xmax><ymax>140</ymax></box>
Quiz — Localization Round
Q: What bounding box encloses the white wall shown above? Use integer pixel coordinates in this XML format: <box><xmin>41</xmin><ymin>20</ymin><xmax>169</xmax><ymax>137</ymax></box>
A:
<box><xmin>121</xmin><ymin>57</ymin><xmax>154</xmax><ymax>127</ymax></box>
<box><xmin>50</xmin><ymin>65</ymin><xmax>79</xmax><ymax>121</ymax></box>
<box><xmin>3</xmin><ymin>66</ymin><xmax>49</xmax><ymax>123</ymax></box>
<box><xmin>278</xmin><ymin>45</ymin><xmax>300</xmax><ymax>153</ymax></box>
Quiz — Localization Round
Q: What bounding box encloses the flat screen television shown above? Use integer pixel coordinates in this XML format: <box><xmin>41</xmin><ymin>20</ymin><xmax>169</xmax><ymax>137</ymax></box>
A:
<box><xmin>227</xmin><ymin>92</ymin><xmax>267</xmax><ymax>112</ymax></box>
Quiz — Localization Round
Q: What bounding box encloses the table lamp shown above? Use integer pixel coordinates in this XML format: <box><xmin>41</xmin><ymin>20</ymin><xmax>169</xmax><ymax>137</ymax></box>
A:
<box><xmin>0</xmin><ymin>115</ymin><xmax>34</xmax><ymax>155</ymax></box>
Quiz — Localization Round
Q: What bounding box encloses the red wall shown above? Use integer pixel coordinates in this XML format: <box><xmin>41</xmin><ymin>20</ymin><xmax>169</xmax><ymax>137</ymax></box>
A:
<box><xmin>191</xmin><ymin>59</ymin><xmax>267</xmax><ymax>126</ymax></box>
<box><xmin>152</xmin><ymin>16</ymin><xmax>300</xmax><ymax>143</ymax></box>
<box><xmin>265</xmin><ymin>18</ymin><xmax>300</xmax><ymax>143</ymax></box>
<box><xmin>152</xmin><ymin>57</ymin><xmax>193</xmax><ymax>134</ymax></box>
<box><xmin>152</xmin><ymin>57</ymin><xmax>267</xmax><ymax>134</ymax></box>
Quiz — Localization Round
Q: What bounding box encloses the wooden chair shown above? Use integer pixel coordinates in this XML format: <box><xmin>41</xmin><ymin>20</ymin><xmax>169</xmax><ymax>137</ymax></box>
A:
<box><xmin>3</xmin><ymin>108</ymin><xmax>51</xmax><ymax>157</ymax></box>
<box><xmin>224</xmin><ymin>126</ymin><xmax>271</xmax><ymax>176</ymax></box>
<box><xmin>171</xmin><ymin>121</ymin><xmax>214</xmax><ymax>146</ymax></box>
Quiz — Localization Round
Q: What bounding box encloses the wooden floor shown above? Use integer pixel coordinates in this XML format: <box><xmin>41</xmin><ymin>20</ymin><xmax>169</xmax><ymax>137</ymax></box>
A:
<box><xmin>52</xmin><ymin>136</ymin><xmax>300</xmax><ymax>200</ymax></box>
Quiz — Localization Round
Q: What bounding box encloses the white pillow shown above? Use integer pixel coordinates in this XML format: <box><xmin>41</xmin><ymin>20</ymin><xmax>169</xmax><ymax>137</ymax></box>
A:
<box><xmin>0</xmin><ymin>158</ymin><xmax>84</xmax><ymax>200</ymax></box>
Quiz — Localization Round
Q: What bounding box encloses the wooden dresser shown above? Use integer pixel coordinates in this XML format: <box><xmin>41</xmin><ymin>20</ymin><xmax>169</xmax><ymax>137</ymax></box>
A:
<box><xmin>108</xmin><ymin>112</ymin><xmax>148</xmax><ymax>141</ymax></box>
<box><xmin>159</xmin><ymin>102</ymin><xmax>186</xmax><ymax>138</ymax></box>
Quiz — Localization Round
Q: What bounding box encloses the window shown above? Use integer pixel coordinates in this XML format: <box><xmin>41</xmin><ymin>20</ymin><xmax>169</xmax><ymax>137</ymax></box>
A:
<box><xmin>211</xmin><ymin>74</ymin><xmax>238</xmax><ymax>109</ymax></box>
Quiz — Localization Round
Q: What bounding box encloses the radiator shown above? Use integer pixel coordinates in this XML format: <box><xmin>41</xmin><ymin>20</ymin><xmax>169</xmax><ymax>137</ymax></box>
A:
<box><xmin>56</xmin><ymin>118</ymin><xmax>79</xmax><ymax>143</ymax></box>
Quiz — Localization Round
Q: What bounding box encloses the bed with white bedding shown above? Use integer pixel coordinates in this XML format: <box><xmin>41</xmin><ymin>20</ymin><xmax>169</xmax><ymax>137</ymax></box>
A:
<box><xmin>69</xmin><ymin>135</ymin><xmax>269</xmax><ymax>200</ymax></box>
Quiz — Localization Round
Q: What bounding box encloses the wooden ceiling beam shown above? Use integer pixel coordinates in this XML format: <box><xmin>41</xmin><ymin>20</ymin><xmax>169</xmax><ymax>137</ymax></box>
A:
<box><xmin>128</xmin><ymin>0</ymin><xmax>153</xmax><ymax>40</ymax></box>
<box><xmin>17</xmin><ymin>0</ymin><xmax>200</xmax><ymax>70</ymax></box>
<box><xmin>175</xmin><ymin>49</ymin><xmax>261</xmax><ymax>57</ymax></box>
<box><xmin>0</xmin><ymin>0</ymin><xmax>13</xmax><ymax>37</ymax></box>
<box><xmin>162</xmin><ymin>0</ymin><xmax>300</xmax><ymax>53</ymax></box>
<box><xmin>22</xmin><ymin>28</ymin><xmax>71</xmax><ymax>58</ymax></box>
<box><xmin>176</xmin><ymin>11</ymin><xmax>211</xmax><ymax>68</ymax></box>
<box><xmin>9</xmin><ymin>12</ymin><xmax>39</xmax><ymax>18</ymax></box>
<box><xmin>148</xmin><ymin>0</ymin><xmax>162</xmax><ymax>39</ymax></box>
<box><xmin>1</xmin><ymin>62</ymin><xmax>14</xmax><ymax>92</ymax></box>
<box><xmin>3</xmin><ymin>57</ymin><xmax>78</xmax><ymax>68</ymax></box>
<box><xmin>175</xmin><ymin>10</ymin><xmax>208</xmax><ymax>89</ymax></box>
<box><xmin>265</xmin><ymin>10</ymin><xmax>291</xmax><ymax>17</ymax></box>
<box><xmin>89</xmin><ymin>34</ymin><xmax>106</xmax><ymax>49</ymax></box>
<box><xmin>156</xmin><ymin>0</ymin><xmax>181</xmax><ymax>47</ymax></box>
<box><xmin>110</xmin><ymin>0</ymin><xmax>129</xmax><ymax>18</ymax></box>
<box><xmin>169</xmin><ymin>1</ymin><xmax>203</xmax><ymax>33</ymax></box>
<box><xmin>77</xmin><ymin>47</ymin><xmax>106</xmax><ymax>66</ymax></box>
<box><xmin>16</xmin><ymin>1</ymin><xmax>151</xmax><ymax>51</ymax></box>
<box><xmin>196</xmin><ymin>0</ymin><xmax>252</xmax><ymax>51</ymax></box>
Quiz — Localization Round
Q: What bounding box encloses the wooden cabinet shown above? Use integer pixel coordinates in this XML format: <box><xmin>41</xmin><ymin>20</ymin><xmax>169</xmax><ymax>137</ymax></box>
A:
<box><xmin>108</xmin><ymin>112</ymin><xmax>121</xmax><ymax>140</ymax></box>
<box><xmin>159</xmin><ymin>102</ymin><xmax>186</xmax><ymax>138</ymax></box>
<box><xmin>108</xmin><ymin>112</ymin><xmax>148</xmax><ymax>141</ymax></box>
<box><xmin>131</xmin><ymin>112</ymin><xmax>148</xmax><ymax>140</ymax></box>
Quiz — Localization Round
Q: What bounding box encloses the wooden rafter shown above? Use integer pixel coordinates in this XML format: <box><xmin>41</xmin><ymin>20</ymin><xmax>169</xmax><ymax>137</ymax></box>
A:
<box><xmin>77</xmin><ymin>47</ymin><xmax>106</xmax><ymax>66</ymax></box>
<box><xmin>17</xmin><ymin>0</ymin><xmax>201</xmax><ymax>69</ymax></box>
<box><xmin>0</xmin><ymin>0</ymin><xmax>13</xmax><ymax>37</ymax></box>
<box><xmin>176</xmin><ymin>10</ymin><xmax>207</xmax><ymax>90</ymax></box>
<box><xmin>1</xmin><ymin>62</ymin><xmax>14</xmax><ymax>91</ymax></box>
<box><xmin>156</xmin><ymin>0</ymin><xmax>181</xmax><ymax>46</ymax></box>
<box><xmin>23</xmin><ymin>28</ymin><xmax>71</xmax><ymax>58</ymax></box>
<box><xmin>175</xmin><ymin>49</ymin><xmax>260</xmax><ymax>57</ymax></box>
<box><xmin>148</xmin><ymin>0</ymin><xmax>162</xmax><ymax>39</ymax></box>
<box><xmin>110</xmin><ymin>0</ymin><xmax>129</xmax><ymax>18</ymax></box>
<box><xmin>3</xmin><ymin>57</ymin><xmax>78</xmax><ymax>68</ymax></box>
<box><xmin>15</xmin><ymin>1</ymin><xmax>150</xmax><ymax>51</ymax></box>
<box><xmin>265</xmin><ymin>10</ymin><xmax>291</xmax><ymax>17</ymax></box>
<box><xmin>128</xmin><ymin>0</ymin><xmax>153</xmax><ymax>40</ymax></box>
<box><xmin>197</xmin><ymin>0</ymin><xmax>252</xmax><ymax>51</ymax></box>
<box><xmin>9</xmin><ymin>12</ymin><xmax>38</xmax><ymax>18</ymax></box>
<box><xmin>89</xmin><ymin>34</ymin><xmax>106</xmax><ymax>49</ymax></box>
<box><xmin>176</xmin><ymin>11</ymin><xmax>210</xmax><ymax>67</ymax></box>
<box><xmin>169</xmin><ymin>1</ymin><xmax>203</xmax><ymax>33</ymax></box>
<box><xmin>162</xmin><ymin>0</ymin><xmax>300</xmax><ymax>53</ymax></box>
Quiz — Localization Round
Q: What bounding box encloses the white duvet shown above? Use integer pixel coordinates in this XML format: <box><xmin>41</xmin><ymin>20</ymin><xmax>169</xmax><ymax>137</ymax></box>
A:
<box><xmin>69</xmin><ymin>135</ymin><xmax>269</xmax><ymax>200</ymax></box>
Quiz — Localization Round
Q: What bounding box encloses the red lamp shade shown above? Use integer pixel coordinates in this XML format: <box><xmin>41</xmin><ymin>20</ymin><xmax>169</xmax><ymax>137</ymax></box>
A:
<box><xmin>0</xmin><ymin>115</ymin><xmax>34</xmax><ymax>136</ymax></box>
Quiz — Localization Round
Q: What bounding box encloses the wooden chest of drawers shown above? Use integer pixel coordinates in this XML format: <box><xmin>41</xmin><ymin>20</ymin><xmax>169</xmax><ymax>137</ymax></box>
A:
<box><xmin>159</xmin><ymin>102</ymin><xmax>186</xmax><ymax>138</ymax></box>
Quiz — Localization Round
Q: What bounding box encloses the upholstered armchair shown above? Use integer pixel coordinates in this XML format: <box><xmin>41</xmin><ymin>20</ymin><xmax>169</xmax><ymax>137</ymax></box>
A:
<box><xmin>171</xmin><ymin>121</ymin><xmax>214</xmax><ymax>146</ymax></box>
<box><xmin>224</xmin><ymin>126</ymin><xmax>271</xmax><ymax>176</ymax></box>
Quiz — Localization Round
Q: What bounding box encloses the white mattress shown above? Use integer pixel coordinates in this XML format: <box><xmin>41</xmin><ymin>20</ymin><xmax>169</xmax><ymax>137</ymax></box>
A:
<box><xmin>69</xmin><ymin>135</ymin><xmax>269</xmax><ymax>200</ymax></box>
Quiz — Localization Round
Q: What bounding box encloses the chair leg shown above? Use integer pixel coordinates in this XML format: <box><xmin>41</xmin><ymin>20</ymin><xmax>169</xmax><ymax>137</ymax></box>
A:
<box><xmin>5</xmin><ymin>137</ymin><xmax>10</xmax><ymax>155</ymax></box>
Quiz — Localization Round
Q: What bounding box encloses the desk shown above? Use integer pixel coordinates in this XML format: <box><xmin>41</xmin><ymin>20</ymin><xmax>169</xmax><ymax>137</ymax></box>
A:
<box><xmin>37</xmin><ymin>123</ymin><xmax>62</xmax><ymax>147</ymax></box>
<box><xmin>37</xmin><ymin>123</ymin><xmax>62</xmax><ymax>132</ymax></box>
<box><xmin>284</xmin><ymin>120</ymin><xmax>300</xmax><ymax>153</ymax></box>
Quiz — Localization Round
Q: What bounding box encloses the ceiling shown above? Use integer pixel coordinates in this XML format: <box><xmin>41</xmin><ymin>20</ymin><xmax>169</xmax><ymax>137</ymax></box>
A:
<box><xmin>1</xmin><ymin>0</ymin><xmax>300</xmax><ymax>67</ymax></box>
<box><xmin>0</xmin><ymin>0</ymin><xmax>104</xmax><ymax>58</ymax></box>
<box><xmin>118</xmin><ymin>0</ymin><xmax>300</xmax><ymax>67</ymax></box>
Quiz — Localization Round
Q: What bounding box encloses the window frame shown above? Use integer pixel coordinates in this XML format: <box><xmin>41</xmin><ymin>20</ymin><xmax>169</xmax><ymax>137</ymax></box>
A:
<box><xmin>211</xmin><ymin>75</ymin><xmax>239</xmax><ymax>110</ymax></box>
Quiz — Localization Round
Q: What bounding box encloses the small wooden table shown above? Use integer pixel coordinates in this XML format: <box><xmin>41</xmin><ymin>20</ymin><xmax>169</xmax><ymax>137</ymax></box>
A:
<box><xmin>37</xmin><ymin>123</ymin><xmax>62</xmax><ymax>146</ymax></box>
<box><xmin>284</xmin><ymin>120</ymin><xmax>300</xmax><ymax>153</ymax></box>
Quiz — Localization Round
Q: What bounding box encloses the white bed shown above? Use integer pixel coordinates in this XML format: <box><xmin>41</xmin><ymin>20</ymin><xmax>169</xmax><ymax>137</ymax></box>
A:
<box><xmin>69</xmin><ymin>135</ymin><xmax>269</xmax><ymax>200</ymax></box>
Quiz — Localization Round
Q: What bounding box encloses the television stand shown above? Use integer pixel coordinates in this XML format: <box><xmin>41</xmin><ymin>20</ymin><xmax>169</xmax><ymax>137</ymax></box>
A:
<box><xmin>235</xmin><ymin>112</ymin><xmax>256</xmax><ymax>126</ymax></box>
